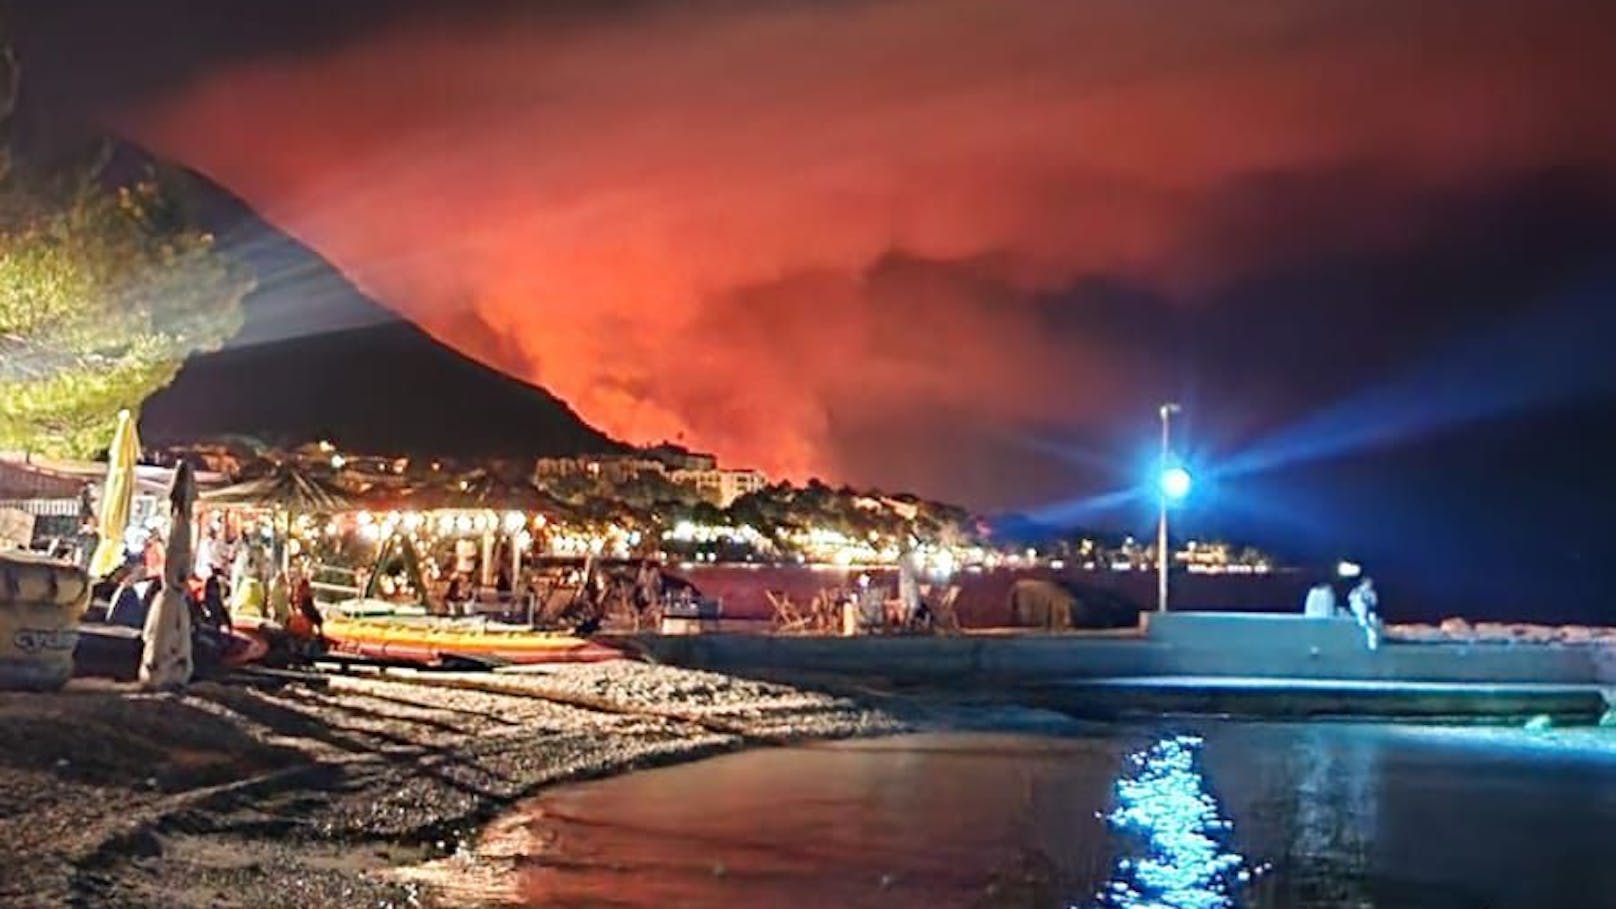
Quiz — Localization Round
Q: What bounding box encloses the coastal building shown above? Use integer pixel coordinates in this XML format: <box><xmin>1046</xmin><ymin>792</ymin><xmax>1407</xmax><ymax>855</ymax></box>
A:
<box><xmin>1178</xmin><ymin>539</ymin><xmax>1274</xmax><ymax>574</ymax></box>
<box><xmin>534</xmin><ymin>454</ymin><xmax>667</xmax><ymax>484</ymax></box>
<box><xmin>668</xmin><ymin>467</ymin><xmax>769</xmax><ymax>507</ymax></box>
<box><xmin>0</xmin><ymin>454</ymin><xmax>227</xmax><ymax>550</ymax></box>
<box><xmin>640</xmin><ymin>443</ymin><xmax>718</xmax><ymax>472</ymax></box>
<box><xmin>0</xmin><ymin>457</ymin><xmax>89</xmax><ymax>545</ymax></box>
<box><xmin>534</xmin><ymin>443</ymin><xmax>723</xmax><ymax>486</ymax></box>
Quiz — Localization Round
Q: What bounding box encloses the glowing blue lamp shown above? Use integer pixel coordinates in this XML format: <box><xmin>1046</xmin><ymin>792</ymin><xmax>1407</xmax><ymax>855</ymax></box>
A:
<box><xmin>1159</xmin><ymin>465</ymin><xmax>1193</xmax><ymax>502</ymax></box>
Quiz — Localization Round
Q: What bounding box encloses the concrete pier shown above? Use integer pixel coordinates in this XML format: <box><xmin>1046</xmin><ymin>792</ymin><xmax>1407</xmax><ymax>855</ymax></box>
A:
<box><xmin>622</xmin><ymin>612</ymin><xmax>1612</xmax><ymax>720</ymax></box>
<box><xmin>1027</xmin><ymin>677</ymin><xmax>1608</xmax><ymax>722</ymax></box>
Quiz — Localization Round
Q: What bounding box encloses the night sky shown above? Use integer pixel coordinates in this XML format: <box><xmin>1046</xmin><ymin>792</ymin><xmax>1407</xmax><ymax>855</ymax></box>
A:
<box><xmin>9</xmin><ymin>1</ymin><xmax>1616</xmax><ymax>619</ymax></box>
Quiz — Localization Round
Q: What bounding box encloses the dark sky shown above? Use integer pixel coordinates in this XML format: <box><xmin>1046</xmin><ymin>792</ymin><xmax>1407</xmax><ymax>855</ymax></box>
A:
<box><xmin>9</xmin><ymin>1</ymin><xmax>1616</xmax><ymax>618</ymax></box>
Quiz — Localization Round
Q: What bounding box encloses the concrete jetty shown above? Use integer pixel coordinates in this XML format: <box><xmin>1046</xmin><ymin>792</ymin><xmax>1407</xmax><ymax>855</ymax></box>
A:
<box><xmin>625</xmin><ymin>612</ymin><xmax>1614</xmax><ymax>721</ymax></box>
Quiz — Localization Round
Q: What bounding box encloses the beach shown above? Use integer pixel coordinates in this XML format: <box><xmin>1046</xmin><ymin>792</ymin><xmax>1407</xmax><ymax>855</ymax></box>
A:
<box><xmin>7</xmin><ymin>624</ymin><xmax>1613</xmax><ymax>909</ymax></box>
<box><xmin>0</xmin><ymin>663</ymin><xmax>907</xmax><ymax>909</ymax></box>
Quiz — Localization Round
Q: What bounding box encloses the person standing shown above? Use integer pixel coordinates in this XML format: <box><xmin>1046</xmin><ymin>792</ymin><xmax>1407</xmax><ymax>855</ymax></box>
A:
<box><xmin>75</xmin><ymin>484</ymin><xmax>98</xmax><ymax>571</ymax></box>
<box><xmin>897</xmin><ymin>546</ymin><xmax>923</xmax><ymax>628</ymax></box>
<box><xmin>141</xmin><ymin>529</ymin><xmax>165</xmax><ymax>579</ymax></box>
<box><xmin>1302</xmin><ymin>577</ymin><xmax>1337</xmax><ymax>618</ymax></box>
<box><xmin>1348</xmin><ymin>577</ymin><xmax>1380</xmax><ymax>650</ymax></box>
<box><xmin>288</xmin><ymin>577</ymin><xmax>324</xmax><ymax>643</ymax></box>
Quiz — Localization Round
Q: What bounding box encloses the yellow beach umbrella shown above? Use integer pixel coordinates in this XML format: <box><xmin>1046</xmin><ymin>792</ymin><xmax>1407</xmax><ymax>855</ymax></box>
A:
<box><xmin>87</xmin><ymin>409</ymin><xmax>139</xmax><ymax>578</ymax></box>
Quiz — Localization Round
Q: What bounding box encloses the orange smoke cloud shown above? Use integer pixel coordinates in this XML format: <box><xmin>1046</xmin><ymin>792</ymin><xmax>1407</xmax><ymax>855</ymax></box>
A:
<box><xmin>125</xmin><ymin>0</ymin><xmax>1616</xmax><ymax>495</ymax></box>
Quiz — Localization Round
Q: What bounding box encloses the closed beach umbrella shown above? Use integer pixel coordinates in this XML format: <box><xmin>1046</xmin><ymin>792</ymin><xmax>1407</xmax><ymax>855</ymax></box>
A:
<box><xmin>88</xmin><ymin>409</ymin><xmax>139</xmax><ymax>578</ymax></box>
<box><xmin>140</xmin><ymin>461</ymin><xmax>194</xmax><ymax>690</ymax></box>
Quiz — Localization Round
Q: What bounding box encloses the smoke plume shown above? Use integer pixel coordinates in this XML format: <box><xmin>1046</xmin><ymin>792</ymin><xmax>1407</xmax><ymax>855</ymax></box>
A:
<box><xmin>123</xmin><ymin>0</ymin><xmax>1616</xmax><ymax>502</ymax></box>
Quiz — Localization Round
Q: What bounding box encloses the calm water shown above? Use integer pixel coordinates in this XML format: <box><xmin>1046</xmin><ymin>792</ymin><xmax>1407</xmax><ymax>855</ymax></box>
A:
<box><xmin>480</xmin><ymin>724</ymin><xmax>1616</xmax><ymax>908</ymax></box>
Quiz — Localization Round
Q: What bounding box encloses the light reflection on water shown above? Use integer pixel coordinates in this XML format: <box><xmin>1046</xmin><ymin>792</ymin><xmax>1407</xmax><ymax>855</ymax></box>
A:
<box><xmin>1091</xmin><ymin>735</ymin><xmax>1254</xmax><ymax>909</ymax></box>
<box><xmin>472</xmin><ymin>726</ymin><xmax>1616</xmax><ymax>909</ymax></box>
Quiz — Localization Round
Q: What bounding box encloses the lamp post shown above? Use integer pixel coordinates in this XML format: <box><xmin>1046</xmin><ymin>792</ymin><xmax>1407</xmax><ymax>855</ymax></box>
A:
<box><xmin>1156</xmin><ymin>403</ymin><xmax>1188</xmax><ymax>612</ymax></box>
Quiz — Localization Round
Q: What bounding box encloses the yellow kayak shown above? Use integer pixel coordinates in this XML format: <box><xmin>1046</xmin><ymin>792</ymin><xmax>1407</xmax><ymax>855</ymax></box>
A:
<box><xmin>322</xmin><ymin>614</ymin><xmax>622</xmax><ymax>666</ymax></box>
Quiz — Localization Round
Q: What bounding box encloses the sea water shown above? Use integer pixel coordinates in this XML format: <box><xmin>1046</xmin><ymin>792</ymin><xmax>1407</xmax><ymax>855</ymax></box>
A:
<box><xmin>481</xmin><ymin>723</ymin><xmax>1616</xmax><ymax>908</ymax></box>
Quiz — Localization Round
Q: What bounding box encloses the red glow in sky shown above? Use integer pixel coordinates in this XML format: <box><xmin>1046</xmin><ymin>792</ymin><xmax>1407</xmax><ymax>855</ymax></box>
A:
<box><xmin>125</xmin><ymin>0</ymin><xmax>1616</xmax><ymax>501</ymax></box>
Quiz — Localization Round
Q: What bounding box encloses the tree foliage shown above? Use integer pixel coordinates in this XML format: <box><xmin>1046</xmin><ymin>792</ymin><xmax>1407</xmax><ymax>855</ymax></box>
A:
<box><xmin>0</xmin><ymin>42</ymin><xmax>252</xmax><ymax>456</ymax></box>
<box><xmin>725</xmin><ymin>481</ymin><xmax>979</xmax><ymax>545</ymax></box>
<box><xmin>0</xmin><ymin>178</ymin><xmax>252</xmax><ymax>456</ymax></box>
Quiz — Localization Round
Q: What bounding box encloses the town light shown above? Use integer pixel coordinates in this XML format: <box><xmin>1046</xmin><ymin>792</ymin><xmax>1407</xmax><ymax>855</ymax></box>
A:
<box><xmin>1160</xmin><ymin>465</ymin><xmax>1193</xmax><ymax>502</ymax></box>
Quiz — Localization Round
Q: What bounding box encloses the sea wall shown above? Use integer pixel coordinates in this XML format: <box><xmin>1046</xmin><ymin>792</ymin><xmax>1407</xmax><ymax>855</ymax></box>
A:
<box><xmin>632</xmin><ymin>612</ymin><xmax>1605</xmax><ymax>687</ymax></box>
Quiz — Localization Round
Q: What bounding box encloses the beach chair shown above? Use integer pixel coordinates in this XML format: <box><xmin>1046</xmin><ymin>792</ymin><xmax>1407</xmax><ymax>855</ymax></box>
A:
<box><xmin>930</xmin><ymin>584</ymin><xmax>963</xmax><ymax>634</ymax></box>
<box><xmin>766</xmin><ymin>590</ymin><xmax>811</xmax><ymax>634</ymax></box>
<box><xmin>808</xmin><ymin>591</ymin><xmax>840</xmax><ymax>633</ymax></box>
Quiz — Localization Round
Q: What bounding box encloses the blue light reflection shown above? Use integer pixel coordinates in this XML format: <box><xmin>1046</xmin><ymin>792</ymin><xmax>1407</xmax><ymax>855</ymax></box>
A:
<box><xmin>1088</xmin><ymin>735</ymin><xmax>1259</xmax><ymax>909</ymax></box>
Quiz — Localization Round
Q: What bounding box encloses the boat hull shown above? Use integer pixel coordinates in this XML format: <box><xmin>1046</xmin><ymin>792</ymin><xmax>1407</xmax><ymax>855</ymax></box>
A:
<box><xmin>321</xmin><ymin>616</ymin><xmax>623</xmax><ymax>667</ymax></box>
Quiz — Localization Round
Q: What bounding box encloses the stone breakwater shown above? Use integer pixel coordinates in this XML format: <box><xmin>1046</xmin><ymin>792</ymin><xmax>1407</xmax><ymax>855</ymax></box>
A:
<box><xmin>1388</xmin><ymin>621</ymin><xmax>1616</xmax><ymax>686</ymax></box>
<box><xmin>1388</xmin><ymin>620</ymin><xmax>1616</xmax><ymax>646</ymax></box>
<box><xmin>0</xmin><ymin>663</ymin><xmax>907</xmax><ymax>909</ymax></box>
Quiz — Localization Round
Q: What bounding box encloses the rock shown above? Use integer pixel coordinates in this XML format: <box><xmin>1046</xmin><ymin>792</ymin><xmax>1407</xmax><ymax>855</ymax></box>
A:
<box><xmin>1598</xmin><ymin>709</ymin><xmax>1616</xmax><ymax>728</ymax></box>
<box><xmin>1556</xmin><ymin>626</ymin><xmax>1595</xmax><ymax>644</ymax></box>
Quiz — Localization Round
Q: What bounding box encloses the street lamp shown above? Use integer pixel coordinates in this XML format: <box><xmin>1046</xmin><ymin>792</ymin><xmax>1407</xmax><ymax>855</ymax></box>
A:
<box><xmin>1160</xmin><ymin>466</ymin><xmax>1193</xmax><ymax>501</ymax></box>
<box><xmin>1156</xmin><ymin>403</ymin><xmax>1188</xmax><ymax>612</ymax></box>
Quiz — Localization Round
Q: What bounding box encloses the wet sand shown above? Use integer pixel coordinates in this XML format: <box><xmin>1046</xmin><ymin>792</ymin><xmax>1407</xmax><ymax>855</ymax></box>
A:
<box><xmin>0</xmin><ymin>664</ymin><xmax>906</xmax><ymax>908</ymax></box>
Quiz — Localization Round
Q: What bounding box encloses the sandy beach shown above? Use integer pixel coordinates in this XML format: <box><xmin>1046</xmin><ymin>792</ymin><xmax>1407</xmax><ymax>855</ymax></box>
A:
<box><xmin>0</xmin><ymin>663</ymin><xmax>907</xmax><ymax>909</ymax></box>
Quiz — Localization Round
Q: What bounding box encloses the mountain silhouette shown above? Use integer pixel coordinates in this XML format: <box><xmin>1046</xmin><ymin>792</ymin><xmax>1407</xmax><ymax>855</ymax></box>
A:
<box><xmin>139</xmin><ymin>162</ymin><xmax>623</xmax><ymax>459</ymax></box>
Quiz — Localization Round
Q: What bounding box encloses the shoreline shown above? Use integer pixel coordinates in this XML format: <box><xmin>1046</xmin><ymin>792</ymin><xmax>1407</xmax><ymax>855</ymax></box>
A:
<box><xmin>0</xmin><ymin>664</ymin><xmax>909</xmax><ymax>909</ymax></box>
<box><xmin>11</xmin><ymin>640</ymin><xmax>1609</xmax><ymax>908</ymax></box>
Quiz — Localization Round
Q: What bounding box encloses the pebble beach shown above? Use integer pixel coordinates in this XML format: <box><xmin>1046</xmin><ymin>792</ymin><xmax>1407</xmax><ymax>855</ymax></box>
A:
<box><xmin>0</xmin><ymin>662</ymin><xmax>907</xmax><ymax>908</ymax></box>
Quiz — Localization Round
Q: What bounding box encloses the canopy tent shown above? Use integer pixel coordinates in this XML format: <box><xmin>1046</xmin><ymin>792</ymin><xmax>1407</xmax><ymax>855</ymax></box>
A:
<box><xmin>201</xmin><ymin>463</ymin><xmax>359</xmax><ymax>572</ymax></box>
<box><xmin>87</xmin><ymin>410</ymin><xmax>139</xmax><ymax>578</ymax></box>
<box><xmin>379</xmin><ymin>472</ymin><xmax>559</xmax><ymax>590</ymax></box>
<box><xmin>201</xmin><ymin>464</ymin><xmax>358</xmax><ymax>512</ymax></box>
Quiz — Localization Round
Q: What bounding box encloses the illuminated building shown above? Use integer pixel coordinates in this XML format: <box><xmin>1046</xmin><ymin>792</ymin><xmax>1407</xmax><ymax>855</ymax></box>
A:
<box><xmin>533</xmin><ymin>454</ymin><xmax>667</xmax><ymax>483</ymax></box>
<box><xmin>668</xmin><ymin>467</ymin><xmax>769</xmax><ymax>507</ymax></box>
